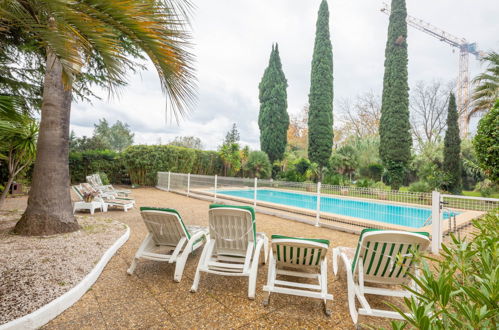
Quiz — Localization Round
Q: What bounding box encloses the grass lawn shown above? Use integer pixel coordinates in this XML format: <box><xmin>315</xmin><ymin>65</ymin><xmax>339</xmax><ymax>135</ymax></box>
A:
<box><xmin>462</xmin><ymin>190</ymin><xmax>499</xmax><ymax>199</ymax></box>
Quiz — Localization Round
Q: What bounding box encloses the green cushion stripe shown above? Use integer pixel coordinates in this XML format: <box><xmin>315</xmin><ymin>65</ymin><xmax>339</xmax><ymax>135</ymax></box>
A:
<box><xmin>373</xmin><ymin>243</ymin><xmax>387</xmax><ymax>276</ymax></box>
<box><xmin>381</xmin><ymin>243</ymin><xmax>395</xmax><ymax>276</ymax></box>
<box><xmin>381</xmin><ymin>243</ymin><xmax>396</xmax><ymax>277</ymax></box>
<box><xmin>366</xmin><ymin>242</ymin><xmax>379</xmax><ymax>274</ymax></box>
<box><xmin>308</xmin><ymin>248</ymin><xmax>315</xmax><ymax>265</ymax></box>
<box><xmin>389</xmin><ymin>244</ymin><xmax>405</xmax><ymax>277</ymax></box>
<box><xmin>396</xmin><ymin>244</ymin><xmax>412</xmax><ymax>278</ymax></box>
<box><xmin>315</xmin><ymin>249</ymin><xmax>322</xmax><ymax>265</ymax></box>
<box><xmin>140</xmin><ymin>207</ymin><xmax>191</xmax><ymax>239</ymax></box>
<box><xmin>363</xmin><ymin>241</ymin><xmax>371</xmax><ymax>268</ymax></box>
<box><xmin>271</xmin><ymin>235</ymin><xmax>329</xmax><ymax>245</ymax></box>
<box><xmin>277</xmin><ymin>245</ymin><xmax>281</xmax><ymax>261</ymax></box>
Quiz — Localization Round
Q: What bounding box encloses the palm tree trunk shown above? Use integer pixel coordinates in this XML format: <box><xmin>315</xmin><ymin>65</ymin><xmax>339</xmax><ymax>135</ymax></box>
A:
<box><xmin>14</xmin><ymin>48</ymin><xmax>79</xmax><ymax>235</ymax></box>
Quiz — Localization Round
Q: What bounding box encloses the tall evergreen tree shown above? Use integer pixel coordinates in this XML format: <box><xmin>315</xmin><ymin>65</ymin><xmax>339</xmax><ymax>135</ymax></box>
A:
<box><xmin>308</xmin><ymin>0</ymin><xmax>333</xmax><ymax>177</ymax></box>
<box><xmin>443</xmin><ymin>93</ymin><xmax>462</xmax><ymax>194</ymax></box>
<box><xmin>258</xmin><ymin>44</ymin><xmax>289</xmax><ymax>163</ymax></box>
<box><xmin>379</xmin><ymin>0</ymin><xmax>411</xmax><ymax>190</ymax></box>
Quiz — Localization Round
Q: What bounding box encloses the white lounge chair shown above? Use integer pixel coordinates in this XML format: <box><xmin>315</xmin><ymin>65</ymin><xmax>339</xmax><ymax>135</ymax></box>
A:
<box><xmin>127</xmin><ymin>207</ymin><xmax>209</xmax><ymax>282</ymax></box>
<box><xmin>190</xmin><ymin>204</ymin><xmax>268</xmax><ymax>299</ymax></box>
<box><xmin>263</xmin><ymin>235</ymin><xmax>333</xmax><ymax>315</ymax></box>
<box><xmin>332</xmin><ymin>229</ymin><xmax>430</xmax><ymax>325</ymax></box>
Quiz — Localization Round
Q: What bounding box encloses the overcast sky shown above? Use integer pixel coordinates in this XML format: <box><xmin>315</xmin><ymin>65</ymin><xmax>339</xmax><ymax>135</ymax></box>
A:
<box><xmin>70</xmin><ymin>0</ymin><xmax>499</xmax><ymax>150</ymax></box>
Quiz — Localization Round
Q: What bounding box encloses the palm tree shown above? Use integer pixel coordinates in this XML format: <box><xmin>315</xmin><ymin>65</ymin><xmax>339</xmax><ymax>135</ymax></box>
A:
<box><xmin>470</xmin><ymin>52</ymin><xmax>499</xmax><ymax>121</ymax></box>
<box><xmin>1</xmin><ymin>0</ymin><xmax>196</xmax><ymax>235</ymax></box>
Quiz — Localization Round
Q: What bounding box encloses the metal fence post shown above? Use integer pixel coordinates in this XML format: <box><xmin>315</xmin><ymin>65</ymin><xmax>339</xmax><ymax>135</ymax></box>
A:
<box><xmin>315</xmin><ymin>182</ymin><xmax>321</xmax><ymax>227</ymax></box>
<box><xmin>187</xmin><ymin>173</ymin><xmax>190</xmax><ymax>197</ymax></box>
<box><xmin>167</xmin><ymin>171</ymin><xmax>171</xmax><ymax>191</ymax></box>
<box><xmin>214</xmin><ymin>175</ymin><xmax>218</xmax><ymax>203</ymax></box>
<box><xmin>431</xmin><ymin>190</ymin><xmax>441</xmax><ymax>254</ymax></box>
<box><xmin>253</xmin><ymin>177</ymin><xmax>258</xmax><ymax>208</ymax></box>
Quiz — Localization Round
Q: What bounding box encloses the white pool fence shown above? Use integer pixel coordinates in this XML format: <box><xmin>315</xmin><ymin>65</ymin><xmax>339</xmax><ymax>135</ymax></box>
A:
<box><xmin>157</xmin><ymin>172</ymin><xmax>499</xmax><ymax>255</ymax></box>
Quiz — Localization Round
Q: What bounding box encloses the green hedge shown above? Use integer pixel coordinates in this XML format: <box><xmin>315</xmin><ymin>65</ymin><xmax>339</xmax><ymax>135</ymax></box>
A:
<box><xmin>121</xmin><ymin>145</ymin><xmax>224</xmax><ymax>186</ymax></box>
<box><xmin>69</xmin><ymin>150</ymin><xmax>128</xmax><ymax>184</ymax></box>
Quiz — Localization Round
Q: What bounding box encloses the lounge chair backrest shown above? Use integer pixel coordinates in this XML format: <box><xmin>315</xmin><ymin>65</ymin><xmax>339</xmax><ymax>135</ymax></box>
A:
<box><xmin>208</xmin><ymin>205</ymin><xmax>256</xmax><ymax>255</ymax></box>
<box><xmin>86</xmin><ymin>175</ymin><xmax>98</xmax><ymax>187</ymax></box>
<box><xmin>140</xmin><ymin>207</ymin><xmax>190</xmax><ymax>246</ymax></box>
<box><xmin>94</xmin><ymin>173</ymin><xmax>104</xmax><ymax>186</ymax></box>
<box><xmin>352</xmin><ymin>229</ymin><xmax>430</xmax><ymax>285</ymax></box>
<box><xmin>271</xmin><ymin>235</ymin><xmax>329</xmax><ymax>269</ymax></box>
<box><xmin>81</xmin><ymin>182</ymin><xmax>98</xmax><ymax>194</ymax></box>
<box><xmin>72</xmin><ymin>185</ymin><xmax>85</xmax><ymax>200</ymax></box>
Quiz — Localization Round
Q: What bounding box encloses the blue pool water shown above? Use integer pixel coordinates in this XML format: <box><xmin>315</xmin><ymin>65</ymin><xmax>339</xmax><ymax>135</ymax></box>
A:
<box><xmin>216</xmin><ymin>189</ymin><xmax>457</xmax><ymax>228</ymax></box>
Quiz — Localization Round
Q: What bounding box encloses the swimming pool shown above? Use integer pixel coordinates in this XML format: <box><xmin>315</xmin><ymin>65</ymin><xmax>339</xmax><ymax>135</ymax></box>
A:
<box><xmin>215</xmin><ymin>189</ymin><xmax>457</xmax><ymax>228</ymax></box>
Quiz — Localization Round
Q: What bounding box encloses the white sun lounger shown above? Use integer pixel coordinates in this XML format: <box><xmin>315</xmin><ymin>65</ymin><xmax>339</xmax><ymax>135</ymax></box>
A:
<box><xmin>263</xmin><ymin>235</ymin><xmax>333</xmax><ymax>315</ymax></box>
<box><xmin>190</xmin><ymin>204</ymin><xmax>268</xmax><ymax>299</ymax></box>
<box><xmin>127</xmin><ymin>207</ymin><xmax>209</xmax><ymax>282</ymax></box>
<box><xmin>333</xmin><ymin>229</ymin><xmax>430</xmax><ymax>325</ymax></box>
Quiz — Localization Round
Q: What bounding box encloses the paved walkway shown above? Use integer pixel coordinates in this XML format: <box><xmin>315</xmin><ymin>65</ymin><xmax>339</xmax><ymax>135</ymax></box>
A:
<box><xmin>37</xmin><ymin>188</ymin><xmax>398</xmax><ymax>329</ymax></box>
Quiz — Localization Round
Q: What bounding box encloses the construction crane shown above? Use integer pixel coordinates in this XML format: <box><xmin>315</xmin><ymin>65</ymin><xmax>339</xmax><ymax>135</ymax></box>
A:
<box><xmin>381</xmin><ymin>3</ymin><xmax>485</xmax><ymax>137</ymax></box>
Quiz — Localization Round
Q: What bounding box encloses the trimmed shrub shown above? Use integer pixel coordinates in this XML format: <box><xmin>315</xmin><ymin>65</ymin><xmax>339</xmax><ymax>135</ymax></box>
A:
<box><xmin>355</xmin><ymin>178</ymin><xmax>374</xmax><ymax>188</ymax></box>
<box><xmin>69</xmin><ymin>150</ymin><xmax>127</xmax><ymax>184</ymax></box>
<box><xmin>408</xmin><ymin>181</ymin><xmax>432</xmax><ymax>193</ymax></box>
<box><xmin>474</xmin><ymin>179</ymin><xmax>498</xmax><ymax>197</ymax></box>
<box><xmin>121</xmin><ymin>145</ymin><xmax>224</xmax><ymax>186</ymax></box>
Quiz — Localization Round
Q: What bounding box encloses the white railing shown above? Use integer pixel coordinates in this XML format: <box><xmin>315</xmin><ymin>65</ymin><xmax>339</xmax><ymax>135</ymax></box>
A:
<box><xmin>157</xmin><ymin>172</ymin><xmax>499</xmax><ymax>255</ymax></box>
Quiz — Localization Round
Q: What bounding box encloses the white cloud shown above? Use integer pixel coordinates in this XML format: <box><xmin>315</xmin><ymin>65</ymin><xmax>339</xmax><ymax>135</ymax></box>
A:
<box><xmin>70</xmin><ymin>0</ymin><xmax>499</xmax><ymax>149</ymax></box>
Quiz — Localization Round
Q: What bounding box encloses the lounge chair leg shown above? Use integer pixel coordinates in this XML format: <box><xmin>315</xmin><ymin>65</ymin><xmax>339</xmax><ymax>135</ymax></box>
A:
<box><xmin>323</xmin><ymin>300</ymin><xmax>332</xmax><ymax>317</ymax></box>
<box><xmin>263</xmin><ymin>292</ymin><xmax>270</xmax><ymax>306</ymax></box>
<box><xmin>127</xmin><ymin>258</ymin><xmax>137</xmax><ymax>275</ymax></box>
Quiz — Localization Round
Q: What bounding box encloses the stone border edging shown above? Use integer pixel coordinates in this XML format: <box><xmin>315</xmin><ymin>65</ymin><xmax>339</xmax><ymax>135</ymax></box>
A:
<box><xmin>0</xmin><ymin>226</ymin><xmax>130</xmax><ymax>330</ymax></box>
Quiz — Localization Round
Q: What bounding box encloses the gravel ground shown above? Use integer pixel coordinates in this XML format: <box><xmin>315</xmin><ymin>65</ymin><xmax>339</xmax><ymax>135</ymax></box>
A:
<box><xmin>0</xmin><ymin>197</ymin><xmax>127</xmax><ymax>325</ymax></box>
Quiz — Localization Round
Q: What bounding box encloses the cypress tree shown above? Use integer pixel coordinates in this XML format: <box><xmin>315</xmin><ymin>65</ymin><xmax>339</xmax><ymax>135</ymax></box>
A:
<box><xmin>379</xmin><ymin>0</ymin><xmax>411</xmax><ymax>190</ymax></box>
<box><xmin>258</xmin><ymin>44</ymin><xmax>289</xmax><ymax>163</ymax></box>
<box><xmin>443</xmin><ymin>93</ymin><xmax>462</xmax><ymax>194</ymax></box>
<box><xmin>308</xmin><ymin>0</ymin><xmax>333</xmax><ymax>176</ymax></box>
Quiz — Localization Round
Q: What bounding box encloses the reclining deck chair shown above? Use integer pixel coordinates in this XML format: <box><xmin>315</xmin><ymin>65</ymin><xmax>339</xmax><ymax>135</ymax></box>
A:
<box><xmin>190</xmin><ymin>205</ymin><xmax>268</xmax><ymax>299</ymax></box>
<box><xmin>87</xmin><ymin>174</ymin><xmax>131</xmax><ymax>197</ymax></box>
<box><xmin>263</xmin><ymin>235</ymin><xmax>333</xmax><ymax>315</ymax></box>
<box><xmin>263</xmin><ymin>235</ymin><xmax>333</xmax><ymax>316</ymax></box>
<box><xmin>127</xmin><ymin>207</ymin><xmax>209</xmax><ymax>282</ymax></box>
<box><xmin>333</xmin><ymin>229</ymin><xmax>430</xmax><ymax>325</ymax></box>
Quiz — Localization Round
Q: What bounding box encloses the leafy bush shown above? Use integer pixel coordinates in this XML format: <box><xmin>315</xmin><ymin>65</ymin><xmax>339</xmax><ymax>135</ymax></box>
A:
<box><xmin>372</xmin><ymin>181</ymin><xmax>390</xmax><ymax>190</ymax></box>
<box><xmin>408</xmin><ymin>181</ymin><xmax>432</xmax><ymax>193</ymax></box>
<box><xmin>474</xmin><ymin>179</ymin><xmax>498</xmax><ymax>197</ymax></box>
<box><xmin>69</xmin><ymin>150</ymin><xmax>127</xmax><ymax>184</ymax></box>
<box><xmin>323</xmin><ymin>173</ymin><xmax>346</xmax><ymax>186</ymax></box>
<box><xmin>473</xmin><ymin>100</ymin><xmax>499</xmax><ymax>183</ymax></box>
<box><xmin>244</xmin><ymin>151</ymin><xmax>271</xmax><ymax>179</ymax></box>
<box><xmin>390</xmin><ymin>209</ymin><xmax>499</xmax><ymax>329</ymax></box>
<box><xmin>121</xmin><ymin>145</ymin><xmax>224</xmax><ymax>186</ymax></box>
<box><xmin>355</xmin><ymin>178</ymin><xmax>374</xmax><ymax>188</ymax></box>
